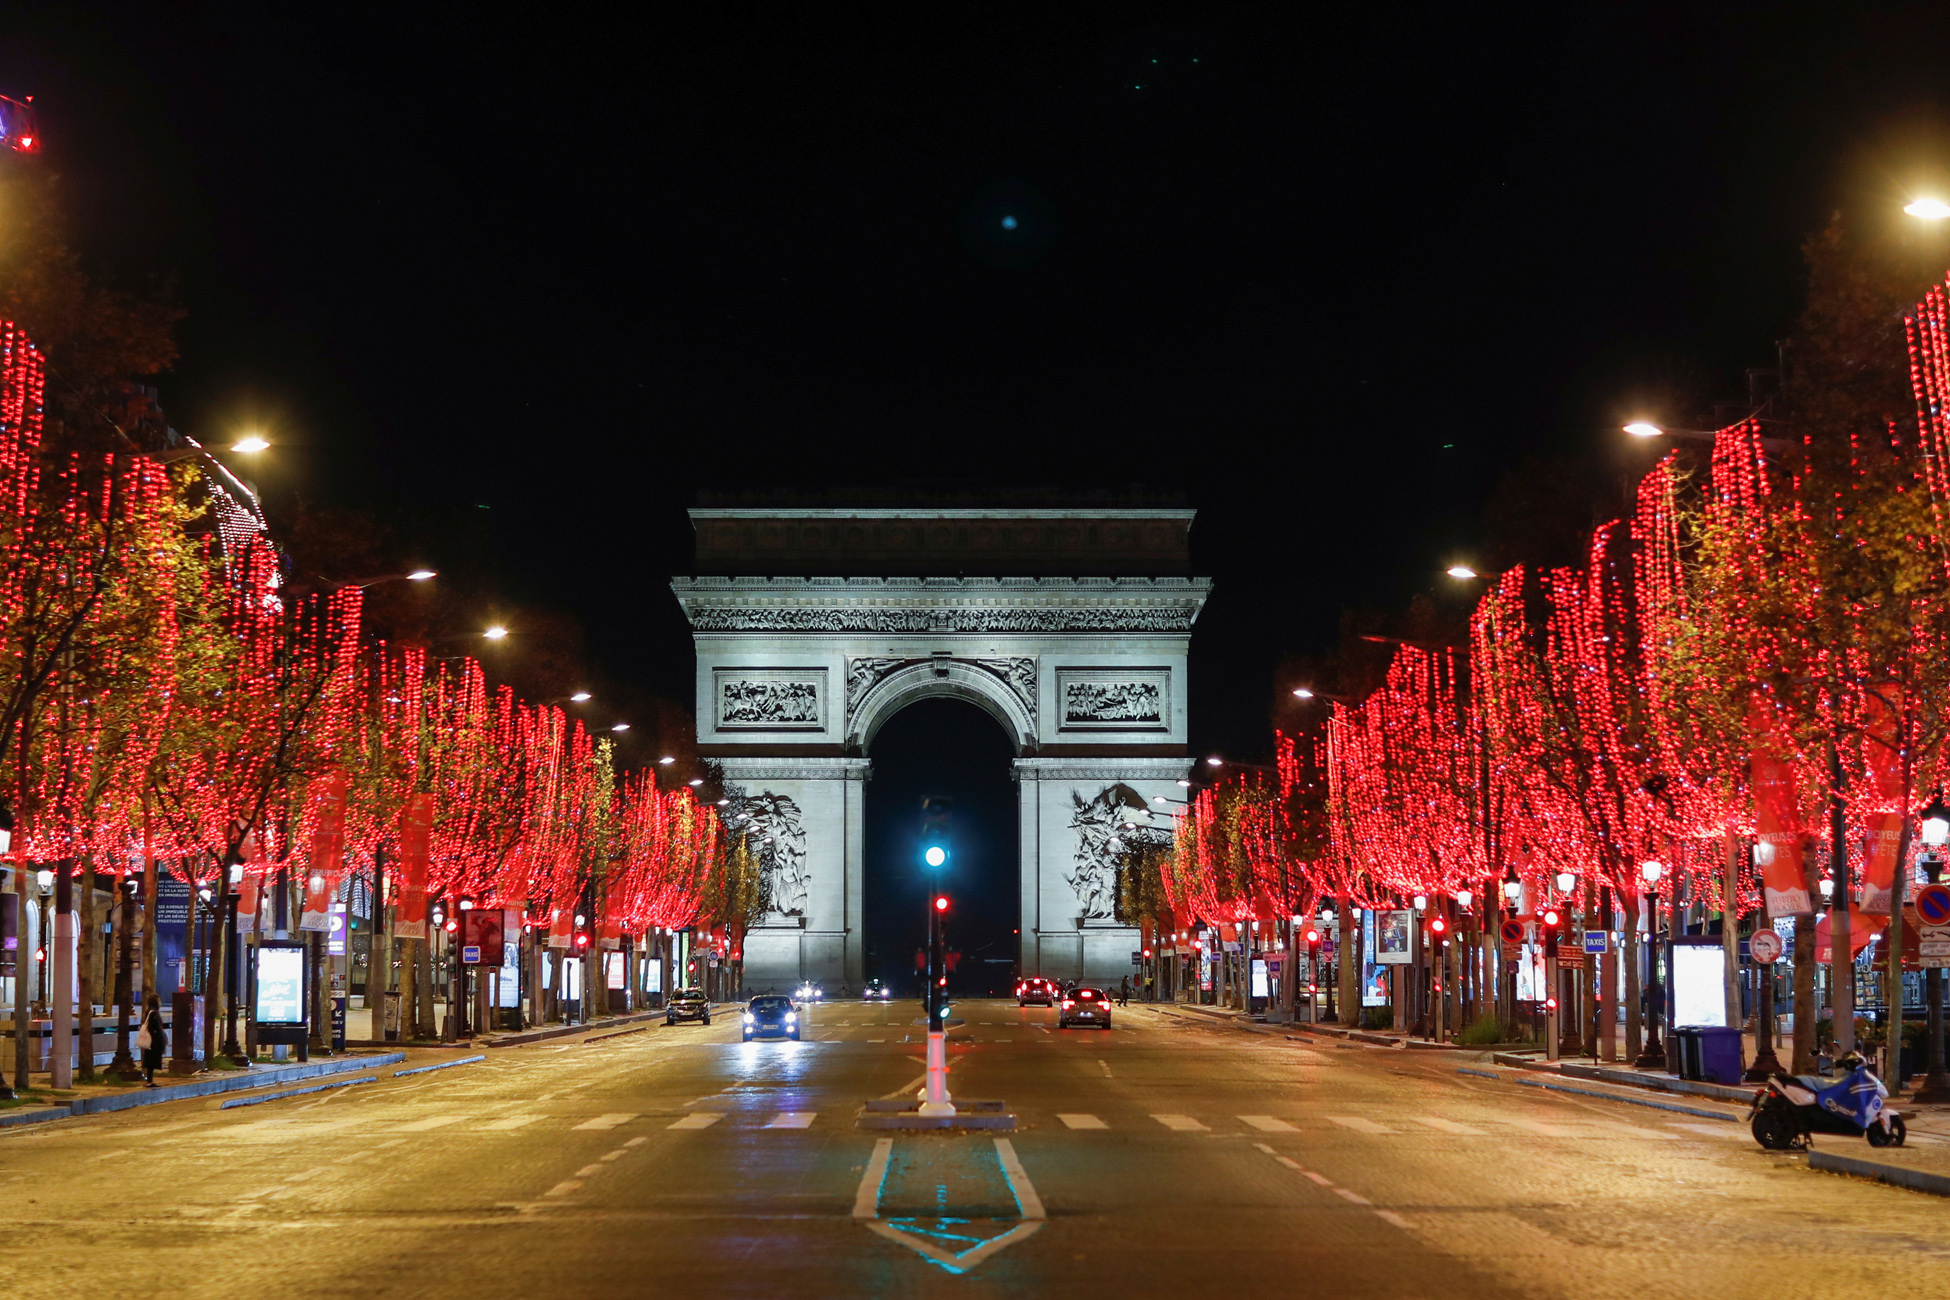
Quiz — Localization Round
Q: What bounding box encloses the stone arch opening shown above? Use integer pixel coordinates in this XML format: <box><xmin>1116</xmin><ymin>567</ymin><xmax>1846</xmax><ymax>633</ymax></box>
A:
<box><xmin>861</xmin><ymin>697</ymin><xmax>1020</xmax><ymax>994</ymax></box>
<box><xmin>848</xmin><ymin>658</ymin><xmax>1035</xmax><ymax>756</ymax></box>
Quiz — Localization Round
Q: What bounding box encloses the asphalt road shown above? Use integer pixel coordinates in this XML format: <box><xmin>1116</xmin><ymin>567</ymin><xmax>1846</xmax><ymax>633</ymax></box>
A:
<box><xmin>4</xmin><ymin>998</ymin><xmax>1946</xmax><ymax>1299</ymax></box>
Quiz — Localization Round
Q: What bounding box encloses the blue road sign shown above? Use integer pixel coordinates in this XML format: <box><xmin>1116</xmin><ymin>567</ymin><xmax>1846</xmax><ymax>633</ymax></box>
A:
<box><xmin>1583</xmin><ymin>930</ymin><xmax>1608</xmax><ymax>955</ymax></box>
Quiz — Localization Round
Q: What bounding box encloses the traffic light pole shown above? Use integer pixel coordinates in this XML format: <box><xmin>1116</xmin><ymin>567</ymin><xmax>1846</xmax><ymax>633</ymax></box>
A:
<box><xmin>920</xmin><ymin>892</ymin><xmax>954</xmax><ymax>1116</ymax></box>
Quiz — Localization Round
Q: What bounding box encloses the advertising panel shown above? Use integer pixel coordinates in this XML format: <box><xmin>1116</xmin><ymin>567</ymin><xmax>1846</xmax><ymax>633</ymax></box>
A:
<box><xmin>1375</xmin><ymin>909</ymin><xmax>1413</xmax><ymax>965</ymax></box>
<box><xmin>1671</xmin><ymin>938</ymin><xmax>1730</xmax><ymax>1028</ymax></box>
<box><xmin>254</xmin><ymin>944</ymin><xmax>307</xmax><ymax>1025</ymax></box>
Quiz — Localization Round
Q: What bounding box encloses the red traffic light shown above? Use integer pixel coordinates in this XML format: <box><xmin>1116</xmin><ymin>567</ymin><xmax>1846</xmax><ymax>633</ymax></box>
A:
<box><xmin>934</xmin><ymin>896</ymin><xmax>949</xmax><ymax>912</ymax></box>
<box><xmin>1541</xmin><ymin>909</ymin><xmax>1560</xmax><ymax>928</ymax></box>
<box><xmin>1429</xmin><ymin>916</ymin><xmax>1447</xmax><ymax>935</ymax></box>
<box><xmin>1544</xmin><ymin>996</ymin><xmax>1558</xmax><ymax>1011</ymax></box>
<box><xmin>1303</xmin><ymin>926</ymin><xmax>1321</xmax><ymax>944</ymax></box>
<box><xmin>575</xmin><ymin>933</ymin><xmax>590</xmax><ymax>949</ymax></box>
<box><xmin>443</xmin><ymin>919</ymin><xmax>458</xmax><ymax>934</ymax></box>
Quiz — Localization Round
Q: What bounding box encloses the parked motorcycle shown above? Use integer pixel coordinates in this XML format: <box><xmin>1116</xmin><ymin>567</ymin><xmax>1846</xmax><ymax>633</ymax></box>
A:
<box><xmin>1749</xmin><ymin>1051</ymin><xmax>1906</xmax><ymax>1150</ymax></box>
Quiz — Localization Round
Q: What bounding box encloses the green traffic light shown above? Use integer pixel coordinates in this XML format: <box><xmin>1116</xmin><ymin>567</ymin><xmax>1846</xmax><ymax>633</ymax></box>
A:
<box><xmin>924</xmin><ymin>845</ymin><xmax>946</xmax><ymax>868</ymax></box>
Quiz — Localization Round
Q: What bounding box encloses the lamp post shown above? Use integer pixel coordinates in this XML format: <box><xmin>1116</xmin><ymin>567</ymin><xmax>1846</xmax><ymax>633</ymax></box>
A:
<box><xmin>1634</xmin><ymin>860</ymin><xmax>1668</xmax><ymax>1070</ymax></box>
<box><xmin>1745</xmin><ymin>841</ymin><xmax>1788</xmax><ymax>1081</ymax></box>
<box><xmin>1914</xmin><ymin>796</ymin><xmax>1950</xmax><ymax>1104</ymax></box>
<box><xmin>1555</xmin><ymin>871</ymin><xmax>1583</xmax><ymax>1056</ymax></box>
<box><xmin>1501</xmin><ymin>868</ymin><xmax>1522</xmax><ymax>1035</ymax></box>
<box><xmin>33</xmin><ymin>868</ymin><xmax>53</xmax><ymax>1019</ymax></box>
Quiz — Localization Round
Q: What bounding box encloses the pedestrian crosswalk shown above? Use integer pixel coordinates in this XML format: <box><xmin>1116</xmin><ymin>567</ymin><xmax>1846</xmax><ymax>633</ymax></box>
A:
<box><xmin>212</xmin><ymin>1104</ymin><xmax>1751</xmax><ymax>1144</ymax></box>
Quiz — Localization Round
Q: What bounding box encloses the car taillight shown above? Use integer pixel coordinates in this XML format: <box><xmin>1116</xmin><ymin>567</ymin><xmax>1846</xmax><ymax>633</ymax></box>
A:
<box><xmin>1062</xmin><ymin>1000</ymin><xmax>1075</xmax><ymax>1008</ymax></box>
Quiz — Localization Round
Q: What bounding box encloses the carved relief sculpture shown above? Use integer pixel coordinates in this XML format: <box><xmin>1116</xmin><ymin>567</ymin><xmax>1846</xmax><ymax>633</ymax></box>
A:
<box><xmin>721</xmin><ymin>787</ymin><xmax>810</xmax><ymax>918</ymax></box>
<box><xmin>719</xmin><ymin>678</ymin><xmax>821</xmax><ymax>725</ymax></box>
<box><xmin>1065</xmin><ymin>784</ymin><xmax>1167</xmax><ymax>924</ymax></box>
<box><xmin>1064</xmin><ymin>680</ymin><xmax>1163</xmax><ymax>724</ymax></box>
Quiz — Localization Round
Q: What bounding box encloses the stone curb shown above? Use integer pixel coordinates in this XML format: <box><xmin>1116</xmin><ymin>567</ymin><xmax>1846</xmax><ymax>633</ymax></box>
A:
<box><xmin>0</xmin><ymin>1104</ymin><xmax>71</xmax><ymax>1129</ymax></box>
<box><xmin>1807</xmin><ymin>1149</ymin><xmax>1950</xmax><ymax>1198</ymax></box>
<box><xmin>1558</xmin><ymin>1061</ymin><xmax>1753</xmax><ymax>1105</ymax></box>
<box><xmin>40</xmin><ymin>1052</ymin><xmax>407</xmax><ymax>1119</ymax></box>
<box><xmin>482</xmin><ymin>1011</ymin><xmax>664</xmax><ymax>1048</ymax></box>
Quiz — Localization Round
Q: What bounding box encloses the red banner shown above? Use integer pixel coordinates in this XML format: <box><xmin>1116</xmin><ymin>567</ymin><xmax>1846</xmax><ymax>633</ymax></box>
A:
<box><xmin>1750</xmin><ymin>703</ymin><xmax>1811</xmax><ymax>916</ymax></box>
<box><xmin>394</xmin><ymin>792</ymin><xmax>433</xmax><ymax>939</ymax></box>
<box><xmin>548</xmin><ymin>906</ymin><xmax>574</xmax><ymax>950</ymax></box>
<box><xmin>236</xmin><ymin>874</ymin><xmax>261</xmax><ymax>934</ymax></box>
<box><xmin>300</xmin><ymin>775</ymin><xmax>349</xmax><ymax>932</ymax></box>
<box><xmin>1859</xmin><ymin>687</ymin><xmax>1905</xmax><ymax>915</ymax></box>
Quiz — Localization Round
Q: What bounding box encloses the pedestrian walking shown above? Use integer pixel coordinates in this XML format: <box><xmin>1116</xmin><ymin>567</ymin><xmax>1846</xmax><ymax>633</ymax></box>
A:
<box><xmin>138</xmin><ymin>994</ymin><xmax>166</xmax><ymax>1087</ymax></box>
<box><xmin>1118</xmin><ymin>976</ymin><xmax>1130</xmax><ymax>1007</ymax></box>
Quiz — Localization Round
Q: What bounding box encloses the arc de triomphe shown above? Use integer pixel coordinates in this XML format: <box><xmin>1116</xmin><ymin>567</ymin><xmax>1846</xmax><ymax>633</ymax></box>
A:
<box><xmin>673</xmin><ymin>505</ymin><xmax>1210</xmax><ymax>989</ymax></box>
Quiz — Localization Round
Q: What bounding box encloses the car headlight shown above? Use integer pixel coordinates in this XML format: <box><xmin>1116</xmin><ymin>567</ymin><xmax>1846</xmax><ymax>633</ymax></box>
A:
<box><xmin>785</xmin><ymin>1012</ymin><xmax>797</xmax><ymax>1023</ymax></box>
<box><xmin>743</xmin><ymin>1014</ymin><xmax>754</xmax><ymax>1024</ymax></box>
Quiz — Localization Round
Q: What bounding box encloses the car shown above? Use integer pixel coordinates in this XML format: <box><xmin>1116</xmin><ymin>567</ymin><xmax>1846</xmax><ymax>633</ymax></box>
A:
<box><xmin>666</xmin><ymin>988</ymin><xmax>711</xmax><ymax>1026</ymax></box>
<box><xmin>862</xmin><ymin>979</ymin><xmax>892</xmax><ymax>1001</ymax></box>
<box><xmin>1018</xmin><ymin>977</ymin><xmax>1055</xmax><ymax>1007</ymax></box>
<box><xmin>1058</xmin><ymin>986</ymin><xmax>1112</xmax><ymax>1029</ymax></box>
<box><xmin>795</xmin><ymin>981</ymin><xmax>825</xmax><ymax>1002</ymax></box>
<box><xmin>743</xmin><ymin>994</ymin><xmax>800</xmax><ymax>1042</ymax></box>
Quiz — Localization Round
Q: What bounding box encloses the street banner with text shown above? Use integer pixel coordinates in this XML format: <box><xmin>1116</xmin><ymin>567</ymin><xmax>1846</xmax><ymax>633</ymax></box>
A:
<box><xmin>299</xmin><ymin>775</ymin><xmax>349</xmax><ymax>932</ymax></box>
<box><xmin>394</xmin><ymin>792</ymin><xmax>433</xmax><ymax>940</ymax></box>
<box><xmin>1750</xmin><ymin>703</ymin><xmax>1812</xmax><ymax>916</ymax></box>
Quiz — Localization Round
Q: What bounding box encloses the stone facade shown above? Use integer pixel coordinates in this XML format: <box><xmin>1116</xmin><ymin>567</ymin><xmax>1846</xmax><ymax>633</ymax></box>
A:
<box><xmin>674</xmin><ymin>508</ymin><xmax>1209</xmax><ymax>989</ymax></box>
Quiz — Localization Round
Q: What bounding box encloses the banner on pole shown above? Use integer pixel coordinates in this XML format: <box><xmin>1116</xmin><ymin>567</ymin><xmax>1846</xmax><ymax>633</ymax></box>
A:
<box><xmin>299</xmin><ymin>775</ymin><xmax>349</xmax><ymax>932</ymax></box>
<box><xmin>1750</xmin><ymin>703</ymin><xmax>1811</xmax><ymax>916</ymax></box>
<box><xmin>1859</xmin><ymin>687</ymin><xmax>1905</xmax><ymax>915</ymax></box>
<box><xmin>394</xmin><ymin>792</ymin><xmax>433</xmax><ymax>940</ymax></box>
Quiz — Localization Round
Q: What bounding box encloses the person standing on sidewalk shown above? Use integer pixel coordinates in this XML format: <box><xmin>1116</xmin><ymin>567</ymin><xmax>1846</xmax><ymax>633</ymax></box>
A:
<box><xmin>138</xmin><ymin>995</ymin><xmax>166</xmax><ymax>1087</ymax></box>
<box><xmin>1118</xmin><ymin>976</ymin><xmax>1131</xmax><ymax>1007</ymax></box>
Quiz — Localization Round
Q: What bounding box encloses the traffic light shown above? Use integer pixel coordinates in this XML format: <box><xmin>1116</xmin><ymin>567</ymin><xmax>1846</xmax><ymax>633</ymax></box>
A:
<box><xmin>1540</xmin><ymin>907</ymin><xmax>1560</xmax><ymax>957</ymax></box>
<box><xmin>920</xmin><ymin>796</ymin><xmax>953</xmax><ymax>869</ymax></box>
<box><xmin>934</xmin><ymin>895</ymin><xmax>949</xmax><ymax>913</ymax></box>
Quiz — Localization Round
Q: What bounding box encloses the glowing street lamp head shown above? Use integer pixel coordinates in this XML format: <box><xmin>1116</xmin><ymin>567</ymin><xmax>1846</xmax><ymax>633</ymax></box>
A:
<box><xmin>610</xmin><ymin>722</ymin><xmax>631</xmax><ymax>732</ymax></box>
<box><xmin>1623</xmin><ymin>421</ymin><xmax>1664</xmax><ymax>439</ymax></box>
<box><xmin>923</xmin><ymin>845</ymin><xmax>947</xmax><ymax>868</ymax></box>
<box><xmin>658</xmin><ymin>755</ymin><xmax>676</xmax><ymax>766</ymax></box>
<box><xmin>1906</xmin><ymin>198</ymin><xmax>1950</xmax><ymax>220</ymax></box>
<box><xmin>1446</xmin><ymin>565</ymin><xmax>1479</xmax><ymax>580</ymax></box>
<box><xmin>569</xmin><ymin>691</ymin><xmax>592</xmax><ymax>702</ymax></box>
<box><xmin>483</xmin><ymin>625</ymin><xmax>509</xmax><ymax>640</ymax></box>
<box><xmin>406</xmin><ymin>569</ymin><xmax>436</xmax><ymax>581</ymax></box>
<box><xmin>232</xmin><ymin>435</ymin><xmax>269</xmax><ymax>454</ymax></box>
<box><xmin>1292</xmin><ymin>687</ymin><xmax>1315</xmax><ymax>699</ymax></box>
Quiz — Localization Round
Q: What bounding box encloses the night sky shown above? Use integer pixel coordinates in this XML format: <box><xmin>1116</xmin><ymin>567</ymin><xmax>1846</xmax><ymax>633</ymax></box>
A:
<box><xmin>5</xmin><ymin>5</ymin><xmax>1950</xmax><ymax>767</ymax></box>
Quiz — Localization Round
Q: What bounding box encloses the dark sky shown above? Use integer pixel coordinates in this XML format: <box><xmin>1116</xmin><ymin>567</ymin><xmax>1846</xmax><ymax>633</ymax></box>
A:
<box><xmin>5</xmin><ymin>6</ymin><xmax>1950</xmax><ymax>761</ymax></box>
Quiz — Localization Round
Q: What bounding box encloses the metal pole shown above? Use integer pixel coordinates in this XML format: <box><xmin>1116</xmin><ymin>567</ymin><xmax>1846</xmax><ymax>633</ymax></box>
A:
<box><xmin>1914</xmin><ymin>854</ymin><xmax>1950</xmax><ymax>1103</ymax></box>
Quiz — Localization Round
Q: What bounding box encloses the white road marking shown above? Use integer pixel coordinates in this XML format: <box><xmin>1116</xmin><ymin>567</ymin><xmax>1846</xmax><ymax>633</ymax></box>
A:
<box><xmin>1324</xmin><ymin>1115</ymin><xmax>1394</xmax><ymax>1134</ymax></box>
<box><xmin>994</xmin><ymin>1138</ymin><xmax>1046</xmax><ymax>1220</ymax></box>
<box><xmin>1097</xmin><ymin>1059</ymin><xmax>1113</xmax><ymax>1077</ymax></box>
<box><xmin>1334</xmin><ymin>1187</ymin><xmax>1372</xmax><ymax>1205</ymax></box>
<box><xmin>866</xmin><ymin>1038</ymin><xmax>886</xmax><ymax>1043</ymax></box>
<box><xmin>1153</xmin><ymin>1114</ymin><xmax>1208</xmax><ymax>1131</ymax></box>
<box><xmin>575</xmin><ymin>1163</ymin><xmax>603</xmax><ymax>1177</ymax></box>
<box><xmin>544</xmin><ymin>1180</ymin><xmax>581</xmax><ymax>1197</ymax></box>
<box><xmin>854</xmin><ymin>1138</ymin><xmax>893</xmax><ymax>1218</ymax></box>
<box><xmin>1057</xmin><ymin>1113</ymin><xmax>1108</xmax><ymax>1130</ymax></box>
<box><xmin>1303</xmin><ymin>1170</ymin><xmax>1333</xmax><ymax>1186</ymax></box>
<box><xmin>600</xmin><ymin>1150</ymin><xmax>626</xmax><ymax>1162</ymax></box>
<box><xmin>483</xmin><ymin>1115</ymin><xmax>542</xmax><ymax>1131</ymax></box>
<box><xmin>1375</xmin><ymin>1210</ymin><xmax>1414</xmax><ymax>1229</ymax></box>
<box><xmin>764</xmin><ymin>1112</ymin><xmax>816</xmax><ymax>1129</ymax></box>
<box><xmin>668</xmin><ymin>1112</ymin><xmax>722</xmax><ymax>1130</ymax></box>
<box><xmin>393</xmin><ymin>1116</ymin><xmax>461</xmax><ymax>1132</ymax></box>
<box><xmin>572</xmin><ymin>1113</ymin><xmax>636</xmax><ymax>1130</ymax></box>
<box><xmin>1276</xmin><ymin>1155</ymin><xmax>1304</xmax><ymax>1170</ymax></box>
<box><xmin>1239</xmin><ymin>1115</ymin><xmax>1298</xmax><ymax>1132</ymax></box>
<box><xmin>1412</xmin><ymin>1116</ymin><xmax>1487</xmax><ymax>1136</ymax></box>
<box><xmin>624</xmin><ymin>1136</ymin><xmax>648</xmax><ymax>1147</ymax></box>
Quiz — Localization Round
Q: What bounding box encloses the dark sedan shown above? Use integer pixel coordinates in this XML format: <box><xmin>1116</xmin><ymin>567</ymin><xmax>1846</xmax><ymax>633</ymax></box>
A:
<box><xmin>666</xmin><ymin>988</ymin><xmax>711</xmax><ymax>1026</ymax></box>
<box><xmin>743</xmin><ymin>994</ymin><xmax>800</xmax><ymax>1042</ymax></box>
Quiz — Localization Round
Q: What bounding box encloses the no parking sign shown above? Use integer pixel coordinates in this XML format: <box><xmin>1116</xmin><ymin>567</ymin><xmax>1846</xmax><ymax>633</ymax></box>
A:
<box><xmin>1916</xmin><ymin>883</ymin><xmax>1950</xmax><ymax>928</ymax></box>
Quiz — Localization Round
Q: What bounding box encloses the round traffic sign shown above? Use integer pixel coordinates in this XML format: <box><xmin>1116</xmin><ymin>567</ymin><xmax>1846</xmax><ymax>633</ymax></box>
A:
<box><xmin>1499</xmin><ymin>917</ymin><xmax>1526</xmax><ymax>946</ymax></box>
<box><xmin>1748</xmin><ymin>930</ymin><xmax>1782</xmax><ymax>964</ymax></box>
<box><xmin>1917</xmin><ymin>883</ymin><xmax>1950</xmax><ymax>927</ymax></box>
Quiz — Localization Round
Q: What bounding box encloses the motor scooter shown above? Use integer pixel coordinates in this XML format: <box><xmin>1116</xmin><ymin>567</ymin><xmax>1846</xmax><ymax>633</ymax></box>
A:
<box><xmin>1749</xmin><ymin>1050</ymin><xmax>1906</xmax><ymax>1150</ymax></box>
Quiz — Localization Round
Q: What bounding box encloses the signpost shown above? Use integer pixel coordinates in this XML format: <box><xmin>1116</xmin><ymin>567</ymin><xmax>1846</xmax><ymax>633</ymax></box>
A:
<box><xmin>1583</xmin><ymin>930</ymin><xmax>1608</xmax><ymax>956</ymax></box>
<box><xmin>1748</xmin><ymin>929</ymin><xmax>1782</xmax><ymax>965</ymax></box>
<box><xmin>1499</xmin><ymin>917</ymin><xmax>1526</xmax><ymax>947</ymax></box>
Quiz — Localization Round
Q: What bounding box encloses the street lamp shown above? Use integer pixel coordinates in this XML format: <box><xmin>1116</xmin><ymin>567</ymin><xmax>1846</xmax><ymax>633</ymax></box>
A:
<box><xmin>1554</xmin><ymin>870</ymin><xmax>1576</xmax><ymax>896</ymax></box>
<box><xmin>1905</xmin><ymin>198</ymin><xmax>1950</xmax><ymax>220</ymax></box>
<box><xmin>482</xmin><ymin>625</ymin><xmax>509</xmax><ymax>641</ymax></box>
<box><xmin>1445</xmin><ymin>565</ymin><xmax>1500</xmax><ymax>581</ymax></box>
<box><xmin>1915</xmin><ymin>792</ymin><xmax>1950</xmax><ymax>1103</ymax></box>
<box><xmin>570</xmin><ymin>692</ymin><xmax>592</xmax><ymax>702</ymax></box>
<box><xmin>233</xmin><ymin>435</ymin><xmax>269</xmax><ymax>454</ymax></box>
<box><xmin>610</xmin><ymin>723</ymin><xmax>630</xmax><ymax>732</ymax></box>
<box><xmin>1635</xmin><ymin>860</ymin><xmax>1667</xmax><ymax>1070</ymax></box>
<box><xmin>1625</xmin><ymin>420</ymin><xmax>1794</xmax><ymax>453</ymax></box>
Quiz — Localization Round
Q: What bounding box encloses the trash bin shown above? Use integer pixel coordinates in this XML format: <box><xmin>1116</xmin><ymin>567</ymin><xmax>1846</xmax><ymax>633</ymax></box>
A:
<box><xmin>1695</xmin><ymin>1026</ymin><xmax>1745</xmax><ymax>1085</ymax></box>
<box><xmin>1671</xmin><ymin>1027</ymin><xmax>1704</xmax><ymax>1080</ymax></box>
